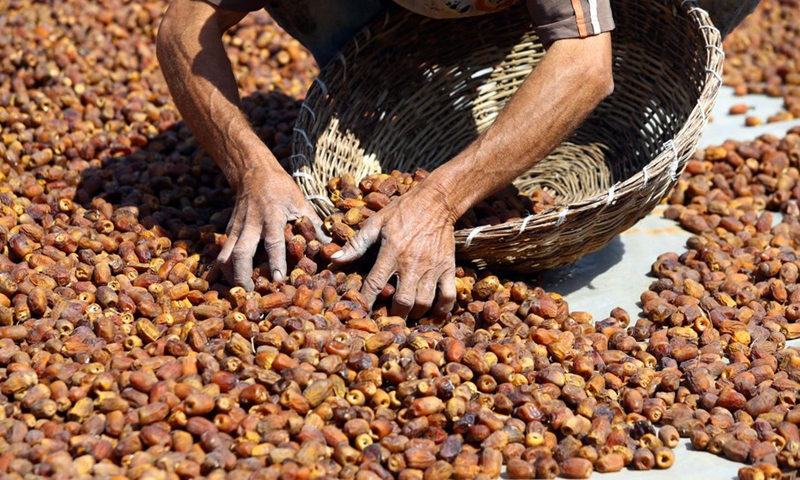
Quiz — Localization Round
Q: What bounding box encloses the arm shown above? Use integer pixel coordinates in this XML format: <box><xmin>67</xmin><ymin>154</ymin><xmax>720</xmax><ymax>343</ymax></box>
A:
<box><xmin>423</xmin><ymin>33</ymin><xmax>613</xmax><ymax>223</ymax></box>
<box><xmin>332</xmin><ymin>33</ymin><xmax>614</xmax><ymax>318</ymax></box>
<box><xmin>157</xmin><ymin>0</ymin><xmax>328</xmax><ymax>289</ymax></box>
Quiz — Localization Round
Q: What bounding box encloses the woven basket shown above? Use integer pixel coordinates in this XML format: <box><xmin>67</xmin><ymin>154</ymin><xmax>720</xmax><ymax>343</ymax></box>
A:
<box><xmin>291</xmin><ymin>0</ymin><xmax>723</xmax><ymax>273</ymax></box>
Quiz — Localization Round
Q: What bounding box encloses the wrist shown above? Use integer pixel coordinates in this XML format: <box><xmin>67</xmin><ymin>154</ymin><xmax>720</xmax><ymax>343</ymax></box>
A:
<box><xmin>220</xmin><ymin>141</ymin><xmax>283</xmax><ymax>191</ymax></box>
<box><xmin>420</xmin><ymin>164</ymin><xmax>479</xmax><ymax>225</ymax></box>
<box><xmin>411</xmin><ymin>173</ymin><xmax>463</xmax><ymax>226</ymax></box>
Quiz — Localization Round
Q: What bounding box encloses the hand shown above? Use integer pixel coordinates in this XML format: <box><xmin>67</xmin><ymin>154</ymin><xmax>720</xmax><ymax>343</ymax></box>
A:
<box><xmin>218</xmin><ymin>166</ymin><xmax>329</xmax><ymax>290</ymax></box>
<box><xmin>331</xmin><ymin>187</ymin><xmax>457</xmax><ymax>318</ymax></box>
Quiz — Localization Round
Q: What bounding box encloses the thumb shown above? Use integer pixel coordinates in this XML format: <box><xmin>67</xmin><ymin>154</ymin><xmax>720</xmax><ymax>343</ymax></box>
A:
<box><xmin>331</xmin><ymin>220</ymin><xmax>381</xmax><ymax>264</ymax></box>
<box><xmin>300</xmin><ymin>203</ymin><xmax>332</xmax><ymax>244</ymax></box>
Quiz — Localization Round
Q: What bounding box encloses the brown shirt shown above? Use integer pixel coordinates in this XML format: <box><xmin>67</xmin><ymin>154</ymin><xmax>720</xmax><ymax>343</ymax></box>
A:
<box><xmin>206</xmin><ymin>0</ymin><xmax>614</xmax><ymax>45</ymax></box>
<box><xmin>390</xmin><ymin>0</ymin><xmax>518</xmax><ymax>17</ymax></box>
<box><xmin>526</xmin><ymin>0</ymin><xmax>615</xmax><ymax>43</ymax></box>
<box><xmin>391</xmin><ymin>0</ymin><xmax>614</xmax><ymax>44</ymax></box>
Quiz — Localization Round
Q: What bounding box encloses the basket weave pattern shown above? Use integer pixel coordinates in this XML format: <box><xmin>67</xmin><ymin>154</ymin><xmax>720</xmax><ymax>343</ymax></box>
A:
<box><xmin>291</xmin><ymin>0</ymin><xmax>724</xmax><ymax>273</ymax></box>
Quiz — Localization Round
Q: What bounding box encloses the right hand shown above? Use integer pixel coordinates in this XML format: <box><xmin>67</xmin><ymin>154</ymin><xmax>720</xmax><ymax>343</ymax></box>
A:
<box><xmin>330</xmin><ymin>182</ymin><xmax>458</xmax><ymax>319</ymax></box>
<box><xmin>217</xmin><ymin>166</ymin><xmax>330</xmax><ymax>290</ymax></box>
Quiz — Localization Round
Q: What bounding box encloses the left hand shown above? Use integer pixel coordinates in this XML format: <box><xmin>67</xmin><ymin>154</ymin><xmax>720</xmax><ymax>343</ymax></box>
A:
<box><xmin>330</xmin><ymin>187</ymin><xmax>458</xmax><ymax>318</ymax></box>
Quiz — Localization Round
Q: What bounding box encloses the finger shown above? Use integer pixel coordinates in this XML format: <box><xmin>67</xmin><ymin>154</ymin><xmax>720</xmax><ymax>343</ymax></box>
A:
<box><xmin>225</xmin><ymin>215</ymin><xmax>237</xmax><ymax>236</ymax></box>
<box><xmin>409</xmin><ymin>270</ymin><xmax>438</xmax><ymax>319</ymax></box>
<box><xmin>392</xmin><ymin>270</ymin><xmax>421</xmax><ymax>319</ymax></box>
<box><xmin>216</xmin><ymin>231</ymin><xmax>239</xmax><ymax>285</ymax></box>
<box><xmin>230</xmin><ymin>224</ymin><xmax>260</xmax><ymax>291</ymax></box>
<box><xmin>432</xmin><ymin>267</ymin><xmax>457</xmax><ymax>316</ymax></box>
<box><xmin>330</xmin><ymin>219</ymin><xmax>381</xmax><ymax>264</ymax></box>
<box><xmin>360</xmin><ymin>252</ymin><xmax>396</xmax><ymax>310</ymax></box>
<box><xmin>264</xmin><ymin>226</ymin><xmax>288</xmax><ymax>283</ymax></box>
<box><xmin>302</xmin><ymin>205</ymin><xmax>332</xmax><ymax>243</ymax></box>
<box><xmin>313</xmin><ymin>218</ymin><xmax>332</xmax><ymax>243</ymax></box>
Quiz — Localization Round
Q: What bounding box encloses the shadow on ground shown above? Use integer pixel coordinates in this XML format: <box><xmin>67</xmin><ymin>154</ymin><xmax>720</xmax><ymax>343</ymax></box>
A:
<box><xmin>540</xmin><ymin>236</ymin><xmax>626</xmax><ymax>296</ymax></box>
<box><xmin>75</xmin><ymin>91</ymin><xmax>304</xmax><ymax>280</ymax></box>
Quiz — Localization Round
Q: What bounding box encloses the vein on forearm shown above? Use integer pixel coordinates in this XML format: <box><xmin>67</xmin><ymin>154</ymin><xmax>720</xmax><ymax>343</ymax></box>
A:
<box><xmin>426</xmin><ymin>33</ymin><xmax>613</xmax><ymax>222</ymax></box>
<box><xmin>159</xmin><ymin>2</ymin><xmax>268</xmax><ymax>188</ymax></box>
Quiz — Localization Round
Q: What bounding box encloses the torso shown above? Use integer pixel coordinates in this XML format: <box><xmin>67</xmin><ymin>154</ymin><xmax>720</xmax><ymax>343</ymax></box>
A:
<box><xmin>392</xmin><ymin>0</ymin><xmax>518</xmax><ymax>18</ymax></box>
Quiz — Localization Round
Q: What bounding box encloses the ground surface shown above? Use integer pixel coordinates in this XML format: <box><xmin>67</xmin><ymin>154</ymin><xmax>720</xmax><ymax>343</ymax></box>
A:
<box><xmin>538</xmin><ymin>87</ymin><xmax>800</xmax><ymax>479</ymax></box>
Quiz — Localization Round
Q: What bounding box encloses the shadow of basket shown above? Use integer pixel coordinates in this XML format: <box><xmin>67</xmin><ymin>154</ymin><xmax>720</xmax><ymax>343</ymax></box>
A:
<box><xmin>291</xmin><ymin>0</ymin><xmax>723</xmax><ymax>273</ymax></box>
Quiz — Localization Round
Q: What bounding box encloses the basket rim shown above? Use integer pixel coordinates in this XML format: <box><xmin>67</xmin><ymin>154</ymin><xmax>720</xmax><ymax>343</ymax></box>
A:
<box><xmin>455</xmin><ymin>0</ymin><xmax>724</xmax><ymax>245</ymax></box>
<box><xmin>290</xmin><ymin>0</ymin><xmax>724</xmax><ymax>248</ymax></box>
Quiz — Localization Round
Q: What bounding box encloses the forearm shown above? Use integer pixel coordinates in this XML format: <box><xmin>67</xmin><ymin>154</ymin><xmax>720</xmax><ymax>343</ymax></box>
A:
<box><xmin>423</xmin><ymin>33</ymin><xmax>614</xmax><ymax>223</ymax></box>
<box><xmin>157</xmin><ymin>0</ymin><xmax>280</xmax><ymax>189</ymax></box>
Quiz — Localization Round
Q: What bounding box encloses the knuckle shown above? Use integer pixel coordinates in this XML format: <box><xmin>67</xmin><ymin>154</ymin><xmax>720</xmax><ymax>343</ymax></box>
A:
<box><xmin>226</xmin><ymin>216</ymin><xmax>242</xmax><ymax>231</ymax></box>
<box><xmin>348</xmin><ymin>234</ymin><xmax>366</xmax><ymax>249</ymax></box>
<box><xmin>363</xmin><ymin>276</ymin><xmax>386</xmax><ymax>293</ymax></box>
<box><xmin>416</xmin><ymin>296</ymin><xmax>434</xmax><ymax>308</ymax></box>
<box><xmin>393</xmin><ymin>294</ymin><xmax>414</xmax><ymax>309</ymax></box>
<box><xmin>216</xmin><ymin>247</ymin><xmax>233</xmax><ymax>264</ymax></box>
<box><xmin>357</xmin><ymin>221</ymin><xmax>379</xmax><ymax>239</ymax></box>
<box><xmin>263</xmin><ymin>238</ymin><xmax>284</xmax><ymax>251</ymax></box>
<box><xmin>441</xmin><ymin>279</ymin><xmax>457</xmax><ymax>294</ymax></box>
<box><xmin>346</xmin><ymin>234</ymin><xmax>376</xmax><ymax>257</ymax></box>
<box><xmin>440</xmin><ymin>273</ymin><xmax>456</xmax><ymax>290</ymax></box>
<box><xmin>231</xmin><ymin>244</ymin><xmax>253</xmax><ymax>258</ymax></box>
<box><xmin>440</xmin><ymin>290</ymin><xmax>457</xmax><ymax>303</ymax></box>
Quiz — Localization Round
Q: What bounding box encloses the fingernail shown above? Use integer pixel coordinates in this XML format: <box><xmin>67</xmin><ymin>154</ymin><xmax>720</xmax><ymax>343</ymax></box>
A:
<box><xmin>273</xmin><ymin>270</ymin><xmax>283</xmax><ymax>283</ymax></box>
<box><xmin>330</xmin><ymin>251</ymin><xmax>343</xmax><ymax>260</ymax></box>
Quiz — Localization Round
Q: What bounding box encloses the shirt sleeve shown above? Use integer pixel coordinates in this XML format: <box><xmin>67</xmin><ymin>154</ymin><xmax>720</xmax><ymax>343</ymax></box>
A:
<box><xmin>201</xmin><ymin>0</ymin><xmax>268</xmax><ymax>13</ymax></box>
<box><xmin>526</xmin><ymin>0</ymin><xmax>615</xmax><ymax>44</ymax></box>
